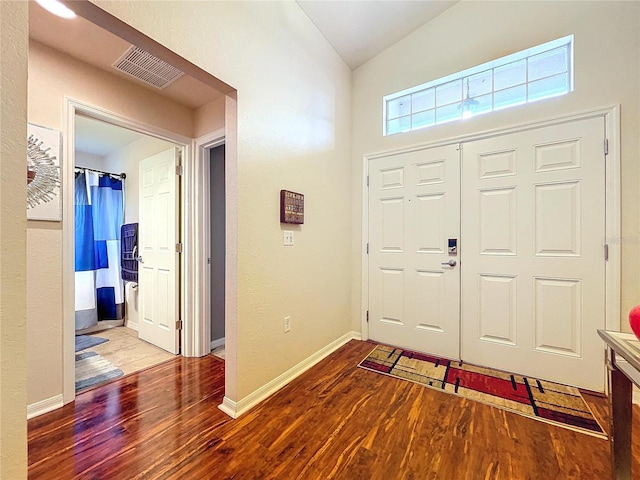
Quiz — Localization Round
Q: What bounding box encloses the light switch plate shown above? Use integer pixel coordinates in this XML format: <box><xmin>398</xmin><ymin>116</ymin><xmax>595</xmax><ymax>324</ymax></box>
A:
<box><xmin>283</xmin><ymin>230</ymin><xmax>294</xmax><ymax>246</ymax></box>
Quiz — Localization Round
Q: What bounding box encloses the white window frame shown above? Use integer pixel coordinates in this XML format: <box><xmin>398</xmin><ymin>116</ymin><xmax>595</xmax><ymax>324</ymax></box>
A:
<box><xmin>383</xmin><ymin>35</ymin><xmax>574</xmax><ymax>136</ymax></box>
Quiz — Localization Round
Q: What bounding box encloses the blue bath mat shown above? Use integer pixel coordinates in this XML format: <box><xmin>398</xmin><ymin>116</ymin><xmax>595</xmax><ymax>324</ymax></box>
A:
<box><xmin>75</xmin><ymin>335</ymin><xmax>108</xmax><ymax>352</ymax></box>
<box><xmin>75</xmin><ymin>351</ymin><xmax>123</xmax><ymax>392</ymax></box>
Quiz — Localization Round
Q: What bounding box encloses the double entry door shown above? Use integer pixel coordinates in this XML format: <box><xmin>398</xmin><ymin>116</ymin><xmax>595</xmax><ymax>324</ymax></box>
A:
<box><xmin>368</xmin><ymin>117</ymin><xmax>606</xmax><ymax>391</ymax></box>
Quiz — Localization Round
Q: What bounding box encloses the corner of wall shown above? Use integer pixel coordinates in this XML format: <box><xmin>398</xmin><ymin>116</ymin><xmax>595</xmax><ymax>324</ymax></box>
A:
<box><xmin>220</xmin><ymin>331</ymin><xmax>360</xmax><ymax>418</ymax></box>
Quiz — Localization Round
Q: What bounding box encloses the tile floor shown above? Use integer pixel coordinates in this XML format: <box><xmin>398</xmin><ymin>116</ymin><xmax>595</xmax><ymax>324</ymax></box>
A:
<box><xmin>83</xmin><ymin>326</ymin><xmax>175</xmax><ymax>377</ymax></box>
<box><xmin>211</xmin><ymin>345</ymin><xmax>225</xmax><ymax>359</ymax></box>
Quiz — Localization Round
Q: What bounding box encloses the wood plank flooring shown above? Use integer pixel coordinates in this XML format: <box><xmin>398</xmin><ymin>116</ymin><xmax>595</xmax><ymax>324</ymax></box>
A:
<box><xmin>28</xmin><ymin>340</ymin><xmax>639</xmax><ymax>479</ymax></box>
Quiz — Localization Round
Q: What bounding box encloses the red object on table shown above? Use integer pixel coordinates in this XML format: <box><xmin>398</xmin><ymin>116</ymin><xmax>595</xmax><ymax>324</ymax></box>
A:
<box><xmin>629</xmin><ymin>305</ymin><xmax>640</xmax><ymax>340</ymax></box>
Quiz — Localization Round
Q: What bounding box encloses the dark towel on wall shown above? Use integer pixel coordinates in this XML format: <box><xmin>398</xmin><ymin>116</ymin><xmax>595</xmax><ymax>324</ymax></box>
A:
<box><xmin>121</xmin><ymin>223</ymin><xmax>138</xmax><ymax>282</ymax></box>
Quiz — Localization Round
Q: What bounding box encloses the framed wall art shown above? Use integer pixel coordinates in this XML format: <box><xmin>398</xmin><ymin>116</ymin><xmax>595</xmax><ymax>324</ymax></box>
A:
<box><xmin>27</xmin><ymin>123</ymin><xmax>62</xmax><ymax>221</ymax></box>
<box><xmin>280</xmin><ymin>190</ymin><xmax>304</xmax><ymax>224</ymax></box>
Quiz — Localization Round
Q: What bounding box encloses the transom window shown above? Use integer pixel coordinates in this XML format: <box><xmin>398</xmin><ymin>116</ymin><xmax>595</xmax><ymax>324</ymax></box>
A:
<box><xmin>384</xmin><ymin>35</ymin><xmax>573</xmax><ymax>136</ymax></box>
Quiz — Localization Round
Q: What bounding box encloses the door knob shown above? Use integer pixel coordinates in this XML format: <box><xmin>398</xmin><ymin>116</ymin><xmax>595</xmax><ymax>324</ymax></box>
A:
<box><xmin>441</xmin><ymin>259</ymin><xmax>457</xmax><ymax>267</ymax></box>
<box><xmin>135</xmin><ymin>256</ymin><xmax>144</xmax><ymax>264</ymax></box>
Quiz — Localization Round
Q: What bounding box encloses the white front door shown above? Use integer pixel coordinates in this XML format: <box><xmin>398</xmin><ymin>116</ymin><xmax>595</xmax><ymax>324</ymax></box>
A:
<box><xmin>368</xmin><ymin>145</ymin><xmax>461</xmax><ymax>359</ymax></box>
<box><xmin>461</xmin><ymin>117</ymin><xmax>606</xmax><ymax>391</ymax></box>
<box><xmin>367</xmin><ymin>117</ymin><xmax>607</xmax><ymax>391</ymax></box>
<box><xmin>138</xmin><ymin>147</ymin><xmax>180</xmax><ymax>354</ymax></box>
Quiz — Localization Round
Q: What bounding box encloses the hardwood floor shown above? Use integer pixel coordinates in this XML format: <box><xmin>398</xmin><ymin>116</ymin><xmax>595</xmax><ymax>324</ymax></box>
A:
<box><xmin>28</xmin><ymin>340</ymin><xmax>639</xmax><ymax>479</ymax></box>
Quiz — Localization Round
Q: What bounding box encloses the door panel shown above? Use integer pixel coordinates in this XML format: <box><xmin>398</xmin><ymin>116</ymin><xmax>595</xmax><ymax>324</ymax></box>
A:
<box><xmin>368</xmin><ymin>145</ymin><xmax>461</xmax><ymax>359</ymax></box>
<box><xmin>138</xmin><ymin>147</ymin><xmax>180</xmax><ymax>355</ymax></box>
<box><xmin>478</xmin><ymin>274</ymin><xmax>517</xmax><ymax>345</ymax></box>
<box><xmin>479</xmin><ymin>187</ymin><xmax>517</xmax><ymax>255</ymax></box>
<box><xmin>461</xmin><ymin>117</ymin><xmax>605</xmax><ymax>391</ymax></box>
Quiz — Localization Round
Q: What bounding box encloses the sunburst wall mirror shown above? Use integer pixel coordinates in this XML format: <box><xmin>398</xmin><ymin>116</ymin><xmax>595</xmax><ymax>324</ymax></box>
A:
<box><xmin>27</xmin><ymin>123</ymin><xmax>62</xmax><ymax>221</ymax></box>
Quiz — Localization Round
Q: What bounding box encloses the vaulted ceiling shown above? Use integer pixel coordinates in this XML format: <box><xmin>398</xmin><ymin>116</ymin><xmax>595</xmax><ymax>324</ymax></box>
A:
<box><xmin>297</xmin><ymin>1</ymin><xmax>458</xmax><ymax>69</ymax></box>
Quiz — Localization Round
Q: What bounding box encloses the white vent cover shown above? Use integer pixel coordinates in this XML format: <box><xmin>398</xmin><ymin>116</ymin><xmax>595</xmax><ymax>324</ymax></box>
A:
<box><xmin>112</xmin><ymin>46</ymin><xmax>184</xmax><ymax>89</ymax></box>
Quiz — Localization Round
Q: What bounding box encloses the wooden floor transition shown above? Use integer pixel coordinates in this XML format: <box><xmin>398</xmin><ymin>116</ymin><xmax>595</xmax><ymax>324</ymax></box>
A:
<box><xmin>28</xmin><ymin>340</ymin><xmax>640</xmax><ymax>479</ymax></box>
<box><xmin>79</xmin><ymin>327</ymin><xmax>175</xmax><ymax>380</ymax></box>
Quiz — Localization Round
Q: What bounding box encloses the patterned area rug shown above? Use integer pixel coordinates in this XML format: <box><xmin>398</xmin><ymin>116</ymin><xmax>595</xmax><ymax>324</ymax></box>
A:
<box><xmin>359</xmin><ymin>344</ymin><xmax>606</xmax><ymax>439</ymax></box>
<box><xmin>75</xmin><ymin>335</ymin><xmax>108</xmax><ymax>352</ymax></box>
<box><xmin>76</xmin><ymin>351</ymin><xmax>124</xmax><ymax>392</ymax></box>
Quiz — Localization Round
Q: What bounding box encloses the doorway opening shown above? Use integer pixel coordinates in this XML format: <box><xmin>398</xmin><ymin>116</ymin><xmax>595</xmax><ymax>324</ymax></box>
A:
<box><xmin>73</xmin><ymin>113</ymin><xmax>185</xmax><ymax>393</ymax></box>
<box><xmin>27</xmin><ymin>0</ymin><xmax>239</xmax><ymax>409</ymax></box>
<box><xmin>209</xmin><ymin>144</ymin><xmax>226</xmax><ymax>360</ymax></box>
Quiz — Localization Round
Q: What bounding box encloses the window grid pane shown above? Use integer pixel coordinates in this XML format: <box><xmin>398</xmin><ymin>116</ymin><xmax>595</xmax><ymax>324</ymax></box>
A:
<box><xmin>411</xmin><ymin>88</ymin><xmax>435</xmax><ymax>113</ymax></box>
<box><xmin>384</xmin><ymin>36</ymin><xmax>572</xmax><ymax>135</ymax></box>
<box><xmin>412</xmin><ymin>109</ymin><xmax>435</xmax><ymax>129</ymax></box>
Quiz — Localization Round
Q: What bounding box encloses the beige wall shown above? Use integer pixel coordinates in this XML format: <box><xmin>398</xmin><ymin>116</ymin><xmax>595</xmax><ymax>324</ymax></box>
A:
<box><xmin>0</xmin><ymin>1</ymin><xmax>28</xmax><ymax>477</ymax></box>
<box><xmin>95</xmin><ymin>0</ymin><xmax>354</xmax><ymax>399</ymax></box>
<box><xmin>26</xmin><ymin>40</ymin><xmax>198</xmax><ymax>405</ymax></box>
<box><xmin>195</xmin><ymin>96</ymin><xmax>225</xmax><ymax>138</ymax></box>
<box><xmin>29</xmin><ymin>40</ymin><xmax>195</xmax><ymax>137</ymax></box>
<box><xmin>351</xmin><ymin>1</ymin><xmax>640</xmax><ymax>332</ymax></box>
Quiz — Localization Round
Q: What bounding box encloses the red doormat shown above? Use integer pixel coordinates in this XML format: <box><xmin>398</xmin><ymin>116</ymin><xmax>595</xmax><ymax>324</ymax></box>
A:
<box><xmin>359</xmin><ymin>344</ymin><xmax>606</xmax><ymax>439</ymax></box>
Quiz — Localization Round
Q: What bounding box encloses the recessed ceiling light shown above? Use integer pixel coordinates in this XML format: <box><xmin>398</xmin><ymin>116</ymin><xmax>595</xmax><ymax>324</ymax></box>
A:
<box><xmin>35</xmin><ymin>0</ymin><xmax>76</xmax><ymax>19</ymax></box>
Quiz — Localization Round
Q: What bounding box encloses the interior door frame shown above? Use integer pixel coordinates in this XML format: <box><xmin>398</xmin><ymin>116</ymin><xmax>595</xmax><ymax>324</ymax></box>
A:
<box><xmin>361</xmin><ymin>106</ymin><xmax>621</xmax><ymax>349</ymax></box>
<box><xmin>62</xmin><ymin>98</ymin><xmax>192</xmax><ymax>404</ymax></box>
<box><xmin>188</xmin><ymin>129</ymin><xmax>226</xmax><ymax>357</ymax></box>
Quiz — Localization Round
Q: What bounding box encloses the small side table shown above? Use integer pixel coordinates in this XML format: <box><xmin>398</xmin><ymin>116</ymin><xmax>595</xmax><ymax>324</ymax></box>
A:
<box><xmin>598</xmin><ymin>329</ymin><xmax>640</xmax><ymax>480</ymax></box>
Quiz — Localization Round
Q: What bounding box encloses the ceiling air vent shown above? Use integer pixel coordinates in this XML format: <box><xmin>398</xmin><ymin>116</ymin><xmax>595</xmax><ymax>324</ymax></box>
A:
<box><xmin>112</xmin><ymin>46</ymin><xmax>184</xmax><ymax>89</ymax></box>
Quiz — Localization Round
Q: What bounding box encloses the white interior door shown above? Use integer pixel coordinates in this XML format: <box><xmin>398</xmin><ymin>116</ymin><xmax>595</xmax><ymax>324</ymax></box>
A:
<box><xmin>138</xmin><ymin>147</ymin><xmax>180</xmax><ymax>354</ymax></box>
<box><xmin>368</xmin><ymin>145</ymin><xmax>461</xmax><ymax>359</ymax></box>
<box><xmin>460</xmin><ymin>117</ymin><xmax>606</xmax><ymax>391</ymax></box>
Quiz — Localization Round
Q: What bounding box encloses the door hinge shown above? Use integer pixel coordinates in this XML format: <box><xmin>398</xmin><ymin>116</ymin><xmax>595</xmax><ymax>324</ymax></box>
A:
<box><xmin>604</xmin><ymin>243</ymin><xmax>609</xmax><ymax>261</ymax></box>
<box><xmin>604</xmin><ymin>139</ymin><xmax>609</xmax><ymax>156</ymax></box>
<box><xmin>366</xmin><ymin>310</ymin><xmax>369</xmax><ymax>323</ymax></box>
<box><xmin>176</xmin><ymin>164</ymin><xmax>184</xmax><ymax>176</ymax></box>
<box><xmin>176</xmin><ymin>242</ymin><xmax>183</xmax><ymax>253</ymax></box>
<box><xmin>366</xmin><ymin>243</ymin><xmax>369</xmax><ymax>254</ymax></box>
<box><xmin>176</xmin><ymin>320</ymin><xmax>183</xmax><ymax>330</ymax></box>
<box><xmin>366</xmin><ymin>175</ymin><xmax>369</xmax><ymax>187</ymax></box>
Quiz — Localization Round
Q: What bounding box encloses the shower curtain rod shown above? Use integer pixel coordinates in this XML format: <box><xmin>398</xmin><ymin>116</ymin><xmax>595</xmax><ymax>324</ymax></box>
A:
<box><xmin>75</xmin><ymin>166</ymin><xmax>126</xmax><ymax>179</ymax></box>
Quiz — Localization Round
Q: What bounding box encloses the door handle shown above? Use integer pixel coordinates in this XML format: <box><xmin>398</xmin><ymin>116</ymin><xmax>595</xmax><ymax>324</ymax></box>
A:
<box><xmin>135</xmin><ymin>256</ymin><xmax>144</xmax><ymax>264</ymax></box>
<box><xmin>441</xmin><ymin>259</ymin><xmax>457</xmax><ymax>267</ymax></box>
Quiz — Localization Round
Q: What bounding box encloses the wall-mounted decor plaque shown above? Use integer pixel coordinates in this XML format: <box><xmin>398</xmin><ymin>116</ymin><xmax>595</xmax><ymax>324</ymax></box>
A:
<box><xmin>280</xmin><ymin>190</ymin><xmax>304</xmax><ymax>224</ymax></box>
<box><xmin>27</xmin><ymin>123</ymin><xmax>62</xmax><ymax>221</ymax></box>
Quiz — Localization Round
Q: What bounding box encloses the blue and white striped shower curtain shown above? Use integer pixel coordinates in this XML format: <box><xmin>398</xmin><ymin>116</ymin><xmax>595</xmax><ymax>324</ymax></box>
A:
<box><xmin>74</xmin><ymin>171</ymin><xmax>124</xmax><ymax>330</ymax></box>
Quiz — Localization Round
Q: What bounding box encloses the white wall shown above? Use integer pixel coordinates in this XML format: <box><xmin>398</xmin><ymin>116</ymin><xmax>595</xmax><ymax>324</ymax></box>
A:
<box><xmin>351</xmin><ymin>0</ymin><xmax>640</xmax><ymax>332</ymax></box>
<box><xmin>75</xmin><ymin>151</ymin><xmax>107</xmax><ymax>171</ymax></box>
<box><xmin>95</xmin><ymin>0</ymin><xmax>354</xmax><ymax>399</ymax></box>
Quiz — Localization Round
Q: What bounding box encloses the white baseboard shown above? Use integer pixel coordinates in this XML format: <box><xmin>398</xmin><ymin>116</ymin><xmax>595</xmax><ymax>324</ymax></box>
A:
<box><xmin>27</xmin><ymin>394</ymin><xmax>64</xmax><ymax>419</ymax></box>
<box><xmin>126</xmin><ymin>320</ymin><xmax>139</xmax><ymax>331</ymax></box>
<box><xmin>210</xmin><ymin>337</ymin><xmax>225</xmax><ymax>350</ymax></box>
<box><xmin>218</xmin><ymin>396</ymin><xmax>238</xmax><ymax>418</ymax></box>
<box><xmin>218</xmin><ymin>330</ymin><xmax>361</xmax><ymax>419</ymax></box>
